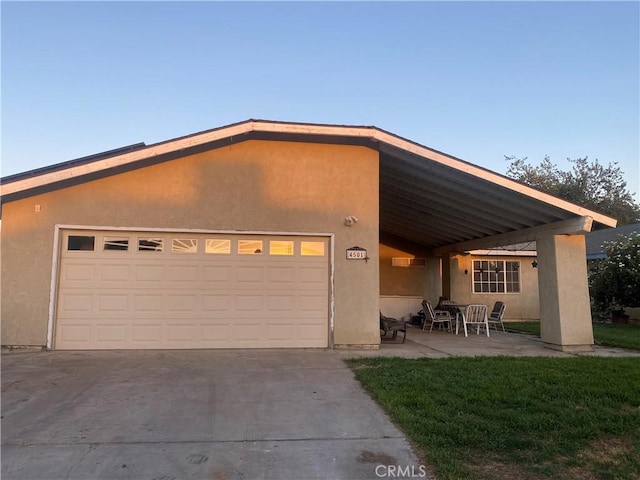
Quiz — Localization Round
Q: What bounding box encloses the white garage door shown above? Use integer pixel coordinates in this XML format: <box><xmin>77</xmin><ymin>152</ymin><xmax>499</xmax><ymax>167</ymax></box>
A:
<box><xmin>55</xmin><ymin>230</ymin><xmax>330</xmax><ymax>350</ymax></box>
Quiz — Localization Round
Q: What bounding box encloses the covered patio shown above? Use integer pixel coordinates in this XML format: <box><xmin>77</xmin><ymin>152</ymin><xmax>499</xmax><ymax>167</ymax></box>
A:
<box><xmin>374</xmin><ymin>125</ymin><xmax>618</xmax><ymax>352</ymax></box>
<box><xmin>339</xmin><ymin>326</ymin><xmax>640</xmax><ymax>360</ymax></box>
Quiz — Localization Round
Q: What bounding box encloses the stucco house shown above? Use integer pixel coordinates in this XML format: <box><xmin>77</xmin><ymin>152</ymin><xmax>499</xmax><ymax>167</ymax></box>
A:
<box><xmin>0</xmin><ymin>119</ymin><xmax>617</xmax><ymax>352</ymax></box>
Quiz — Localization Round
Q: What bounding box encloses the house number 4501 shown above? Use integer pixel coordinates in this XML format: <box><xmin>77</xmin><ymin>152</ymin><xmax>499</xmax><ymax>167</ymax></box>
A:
<box><xmin>346</xmin><ymin>247</ymin><xmax>368</xmax><ymax>260</ymax></box>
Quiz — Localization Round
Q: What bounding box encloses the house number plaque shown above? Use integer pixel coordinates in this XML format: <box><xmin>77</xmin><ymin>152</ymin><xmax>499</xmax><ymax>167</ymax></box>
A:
<box><xmin>346</xmin><ymin>246</ymin><xmax>368</xmax><ymax>260</ymax></box>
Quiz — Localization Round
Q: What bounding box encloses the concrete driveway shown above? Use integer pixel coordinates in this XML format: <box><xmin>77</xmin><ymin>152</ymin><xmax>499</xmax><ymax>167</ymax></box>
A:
<box><xmin>1</xmin><ymin>350</ymin><xmax>430</xmax><ymax>480</ymax></box>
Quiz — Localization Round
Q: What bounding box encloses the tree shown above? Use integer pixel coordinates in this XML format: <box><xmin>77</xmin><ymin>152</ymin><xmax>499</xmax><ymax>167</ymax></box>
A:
<box><xmin>589</xmin><ymin>232</ymin><xmax>640</xmax><ymax>321</ymax></box>
<box><xmin>505</xmin><ymin>156</ymin><xmax>640</xmax><ymax>225</ymax></box>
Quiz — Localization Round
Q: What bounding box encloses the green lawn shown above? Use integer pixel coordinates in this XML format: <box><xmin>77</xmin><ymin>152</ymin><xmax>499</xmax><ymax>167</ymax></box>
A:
<box><xmin>504</xmin><ymin>322</ymin><xmax>640</xmax><ymax>351</ymax></box>
<box><xmin>347</xmin><ymin>356</ymin><xmax>640</xmax><ymax>480</ymax></box>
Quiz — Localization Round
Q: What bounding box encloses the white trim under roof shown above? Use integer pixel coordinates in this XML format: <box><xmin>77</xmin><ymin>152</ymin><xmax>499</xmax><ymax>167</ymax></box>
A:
<box><xmin>0</xmin><ymin>120</ymin><xmax>618</xmax><ymax>229</ymax></box>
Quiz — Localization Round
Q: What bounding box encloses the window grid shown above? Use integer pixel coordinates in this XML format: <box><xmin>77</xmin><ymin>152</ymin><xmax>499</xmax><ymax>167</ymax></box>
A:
<box><xmin>472</xmin><ymin>260</ymin><xmax>520</xmax><ymax>293</ymax></box>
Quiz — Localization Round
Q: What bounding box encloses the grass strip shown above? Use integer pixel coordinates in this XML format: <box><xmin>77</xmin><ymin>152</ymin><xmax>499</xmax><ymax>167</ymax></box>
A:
<box><xmin>347</xmin><ymin>356</ymin><xmax>640</xmax><ymax>480</ymax></box>
<box><xmin>504</xmin><ymin>322</ymin><xmax>640</xmax><ymax>351</ymax></box>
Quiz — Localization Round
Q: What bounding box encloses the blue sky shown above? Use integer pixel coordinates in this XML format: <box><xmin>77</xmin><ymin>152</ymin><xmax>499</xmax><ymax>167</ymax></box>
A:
<box><xmin>2</xmin><ymin>1</ymin><xmax>639</xmax><ymax>196</ymax></box>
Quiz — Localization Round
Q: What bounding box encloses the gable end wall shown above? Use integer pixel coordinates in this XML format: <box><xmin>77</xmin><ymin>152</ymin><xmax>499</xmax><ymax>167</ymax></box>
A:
<box><xmin>1</xmin><ymin>140</ymin><xmax>380</xmax><ymax>348</ymax></box>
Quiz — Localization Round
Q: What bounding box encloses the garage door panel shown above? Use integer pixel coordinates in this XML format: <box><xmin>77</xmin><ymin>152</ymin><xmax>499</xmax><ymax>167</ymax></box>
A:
<box><xmin>60</xmin><ymin>293</ymin><xmax>94</xmax><ymax>313</ymax></box>
<box><xmin>131</xmin><ymin>324</ymin><xmax>162</xmax><ymax>342</ymax></box>
<box><xmin>200</xmin><ymin>323</ymin><xmax>231</xmax><ymax>341</ymax></box>
<box><xmin>135</xmin><ymin>264</ymin><xmax>165</xmax><ymax>282</ymax></box>
<box><xmin>298</xmin><ymin>294</ymin><xmax>327</xmax><ymax>312</ymax></box>
<box><xmin>62</xmin><ymin>263</ymin><xmax>96</xmax><ymax>282</ymax></box>
<box><xmin>235</xmin><ymin>294</ymin><xmax>264</xmax><ymax>311</ymax></box>
<box><xmin>167</xmin><ymin>265</ymin><xmax>199</xmax><ymax>282</ymax></box>
<box><xmin>56</xmin><ymin>231</ymin><xmax>329</xmax><ymax>350</ymax></box>
<box><xmin>58</xmin><ymin>324</ymin><xmax>92</xmax><ymax>343</ymax></box>
<box><xmin>134</xmin><ymin>295</ymin><xmax>163</xmax><ymax>311</ymax></box>
<box><xmin>202</xmin><ymin>295</ymin><xmax>231</xmax><ymax>311</ymax></box>
<box><xmin>100</xmin><ymin>264</ymin><xmax>131</xmax><ymax>281</ymax></box>
<box><xmin>166</xmin><ymin>323</ymin><xmax>197</xmax><ymax>342</ymax></box>
<box><xmin>236</xmin><ymin>266</ymin><xmax>264</xmax><ymax>282</ymax></box>
<box><xmin>203</xmin><ymin>265</ymin><xmax>232</xmax><ymax>282</ymax></box>
<box><xmin>98</xmin><ymin>294</ymin><xmax>129</xmax><ymax>312</ymax></box>
<box><xmin>96</xmin><ymin>324</ymin><xmax>127</xmax><ymax>342</ymax></box>
<box><xmin>299</xmin><ymin>324</ymin><xmax>327</xmax><ymax>341</ymax></box>
<box><xmin>267</xmin><ymin>266</ymin><xmax>296</xmax><ymax>283</ymax></box>
<box><xmin>267</xmin><ymin>323</ymin><xmax>299</xmax><ymax>341</ymax></box>
<box><xmin>268</xmin><ymin>295</ymin><xmax>296</xmax><ymax>311</ymax></box>
<box><xmin>235</xmin><ymin>323</ymin><xmax>263</xmax><ymax>342</ymax></box>
<box><xmin>298</xmin><ymin>266</ymin><xmax>326</xmax><ymax>284</ymax></box>
<box><xmin>167</xmin><ymin>295</ymin><xmax>199</xmax><ymax>311</ymax></box>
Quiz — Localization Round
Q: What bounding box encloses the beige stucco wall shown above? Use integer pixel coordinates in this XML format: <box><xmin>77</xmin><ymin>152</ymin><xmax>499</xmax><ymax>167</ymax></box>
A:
<box><xmin>449</xmin><ymin>253</ymin><xmax>540</xmax><ymax>321</ymax></box>
<box><xmin>378</xmin><ymin>237</ymin><xmax>442</xmax><ymax>318</ymax></box>
<box><xmin>379</xmin><ymin>240</ymin><xmax>430</xmax><ymax>298</ymax></box>
<box><xmin>1</xmin><ymin>140</ymin><xmax>380</xmax><ymax>348</ymax></box>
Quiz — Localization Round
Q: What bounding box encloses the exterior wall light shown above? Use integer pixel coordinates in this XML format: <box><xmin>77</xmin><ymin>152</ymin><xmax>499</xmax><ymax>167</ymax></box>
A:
<box><xmin>344</xmin><ymin>216</ymin><xmax>359</xmax><ymax>227</ymax></box>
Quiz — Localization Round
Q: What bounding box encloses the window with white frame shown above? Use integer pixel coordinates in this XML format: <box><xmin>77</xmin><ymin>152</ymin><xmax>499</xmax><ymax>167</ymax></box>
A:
<box><xmin>472</xmin><ymin>260</ymin><xmax>520</xmax><ymax>293</ymax></box>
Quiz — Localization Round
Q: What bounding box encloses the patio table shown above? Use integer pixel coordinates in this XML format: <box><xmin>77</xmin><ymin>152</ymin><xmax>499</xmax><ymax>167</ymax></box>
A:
<box><xmin>438</xmin><ymin>304</ymin><xmax>488</xmax><ymax>335</ymax></box>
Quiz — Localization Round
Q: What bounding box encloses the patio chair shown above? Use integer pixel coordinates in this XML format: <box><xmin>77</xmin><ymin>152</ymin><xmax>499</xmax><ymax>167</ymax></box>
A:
<box><xmin>437</xmin><ymin>299</ymin><xmax>462</xmax><ymax>321</ymax></box>
<box><xmin>461</xmin><ymin>304</ymin><xmax>490</xmax><ymax>337</ymax></box>
<box><xmin>487</xmin><ymin>301</ymin><xmax>506</xmax><ymax>332</ymax></box>
<box><xmin>380</xmin><ymin>311</ymin><xmax>407</xmax><ymax>343</ymax></box>
<box><xmin>422</xmin><ymin>300</ymin><xmax>453</xmax><ymax>333</ymax></box>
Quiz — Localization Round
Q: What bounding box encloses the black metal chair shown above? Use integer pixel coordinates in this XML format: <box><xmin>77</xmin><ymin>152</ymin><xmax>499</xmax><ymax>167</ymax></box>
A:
<box><xmin>380</xmin><ymin>311</ymin><xmax>407</xmax><ymax>343</ymax></box>
<box><xmin>487</xmin><ymin>301</ymin><xmax>507</xmax><ymax>332</ymax></box>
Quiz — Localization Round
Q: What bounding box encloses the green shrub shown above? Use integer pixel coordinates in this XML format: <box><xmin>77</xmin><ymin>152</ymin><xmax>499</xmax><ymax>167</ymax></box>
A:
<box><xmin>589</xmin><ymin>232</ymin><xmax>640</xmax><ymax>321</ymax></box>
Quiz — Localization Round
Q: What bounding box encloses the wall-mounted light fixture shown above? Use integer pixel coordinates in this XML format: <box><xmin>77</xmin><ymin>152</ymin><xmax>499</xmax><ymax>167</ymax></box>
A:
<box><xmin>344</xmin><ymin>216</ymin><xmax>359</xmax><ymax>227</ymax></box>
<box><xmin>464</xmin><ymin>269</ymin><xmax>469</xmax><ymax>275</ymax></box>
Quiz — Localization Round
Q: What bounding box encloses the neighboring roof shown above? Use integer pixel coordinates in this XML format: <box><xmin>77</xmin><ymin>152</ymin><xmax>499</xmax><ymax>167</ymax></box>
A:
<box><xmin>0</xmin><ymin>119</ymin><xmax>617</xmax><ymax>253</ymax></box>
<box><xmin>468</xmin><ymin>242</ymin><xmax>537</xmax><ymax>257</ymax></box>
<box><xmin>0</xmin><ymin>143</ymin><xmax>147</xmax><ymax>185</ymax></box>
<box><xmin>585</xmin><ymin>222</ymin><xmax>640</xmax><ymax>260</ymax></box>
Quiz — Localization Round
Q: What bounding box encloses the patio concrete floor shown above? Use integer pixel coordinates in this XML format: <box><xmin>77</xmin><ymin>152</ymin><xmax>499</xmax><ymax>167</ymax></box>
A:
<box><xmin>336</xmin><ymin>326</ymin><xmax>640</xmax><ymax>359</ymax></box>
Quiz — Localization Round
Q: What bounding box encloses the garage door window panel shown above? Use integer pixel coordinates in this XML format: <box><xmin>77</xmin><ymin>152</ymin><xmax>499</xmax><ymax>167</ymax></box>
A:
<box><xmin>270</xmin><ymin>241</ymin><xmax>294</xmax><ymax>255</ymax></box>
<box><xmin>172</xmin><ymin>238</ymin><xmax>198</xmax><ymax>253</ymax></box>
<box><xmin>239</xmin><ymin>240</ymin><xmax>263</xmax><ymax>255</ymax></box>
<box><xmin>103</xmin><ymin>237</ymin><xmax>129</xmax><ymax>251</ymax></box>
<box><xmin>301</xmin><ymin>241</ymin><xmax>325</xmax><ymax>256</ymax></box>
<box><xmin>68</xmin><ymin>235</ymin><xmax>95</xmax><ymax>251</ymax></box>
<box><xmin>206</xmin><ymin>239</ymin><xmax>231</xmax><ymax>254</ymax></box>
<box><xmin>138</xmin><ymin>238</ymin><xmax>163</xmax><ymax>252</ymax></box>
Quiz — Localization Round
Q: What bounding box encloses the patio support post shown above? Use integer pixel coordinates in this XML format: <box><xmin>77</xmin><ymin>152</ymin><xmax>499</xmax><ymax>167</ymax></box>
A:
<box><xmin>441</xmin><ymin>254</ymin><xmax>451</xmax><ymax>300</ymax></box>
<box><xmin>425</xmin><ymin>257</ymin><xmax>443</xmax><ymax>305</ymax></box>
<box><xmin>536</xmin><ymin>233</ymin><xmax>594</xmax><ymax>352</ymax></box>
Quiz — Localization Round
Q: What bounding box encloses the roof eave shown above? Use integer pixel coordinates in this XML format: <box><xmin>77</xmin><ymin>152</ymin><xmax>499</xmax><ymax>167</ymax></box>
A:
<box><xmin>0</xmin><ymin>119</ymin><xmax>618</xmax><ymax>230</ymax></box>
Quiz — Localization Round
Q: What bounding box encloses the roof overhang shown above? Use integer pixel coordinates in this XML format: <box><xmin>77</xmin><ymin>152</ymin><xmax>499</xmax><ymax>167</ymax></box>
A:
<box><xmin>0</xmin><ymin>119</ymin><xmax>617</xmax><ymax>253</ymax></box>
